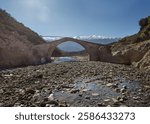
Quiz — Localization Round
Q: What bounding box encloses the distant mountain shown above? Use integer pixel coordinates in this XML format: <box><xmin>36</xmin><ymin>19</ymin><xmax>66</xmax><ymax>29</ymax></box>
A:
<box><xmin>44</xmin><ymin>35</ymin><xmax>120</xmax><ymax>52</ymax></box>
<box><xmin>74</xmin><ymin>35</ymin><xmax>120</xmax><ymax>44</ymax></box>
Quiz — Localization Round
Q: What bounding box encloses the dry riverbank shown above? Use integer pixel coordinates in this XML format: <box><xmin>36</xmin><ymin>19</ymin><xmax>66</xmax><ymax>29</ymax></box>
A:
<box><xmin>0</xmin><ymin>61</ymin><xmax>149</xmax><ymax>107</ymax></box>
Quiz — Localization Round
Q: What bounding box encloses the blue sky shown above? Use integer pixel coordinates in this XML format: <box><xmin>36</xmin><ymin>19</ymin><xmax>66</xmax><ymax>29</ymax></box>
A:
<box><xmin>0</xmin><ymin>0</ymin><xmax>150</xmax><ymax>37</ymax></box>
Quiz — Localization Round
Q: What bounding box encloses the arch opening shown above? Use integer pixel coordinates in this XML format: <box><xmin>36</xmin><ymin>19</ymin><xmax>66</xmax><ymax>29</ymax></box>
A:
<box><xmin>51</xmin><ymin>41</ymin><xmax>90</xmax><ymax>62</ymax></box>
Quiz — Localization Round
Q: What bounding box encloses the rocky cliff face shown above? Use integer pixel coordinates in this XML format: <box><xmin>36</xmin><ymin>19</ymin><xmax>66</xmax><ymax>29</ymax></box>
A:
<box><xmin>135</xmin><ymin>49</ymin><xmax>150</xmax><ymax>71</ymax></box>
<box><xmin>110</xmin><ymin>16</ymin><xmax>150</xmax><ymax>71</ymax></box>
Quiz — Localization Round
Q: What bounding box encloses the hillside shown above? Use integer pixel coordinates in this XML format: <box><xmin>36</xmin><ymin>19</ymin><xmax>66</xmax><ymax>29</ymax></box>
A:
<box><xmin>111</xmin><ymin>16</ymin><xmax>150</xmax><ymax>71</ymax></box>
<box><xmin>0</xmin><ymin>9</ymin><xmax>45</xmax><ymax>45</ymax></box>
<box><xmin>0</xmin><ymin>9</ymin><xmax>46</xmax><ymax>69</ymax></box>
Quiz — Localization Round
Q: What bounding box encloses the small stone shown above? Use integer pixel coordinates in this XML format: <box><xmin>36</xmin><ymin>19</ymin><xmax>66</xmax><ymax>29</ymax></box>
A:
<box><xmin>119</xmin><ymin>105</ymin><xmax>128</xmax><ymax>107</ymax></box>
<box><xmin>4</xmin><ymin>74</ymin><xmax>13</xmax><ymax>77</ymax></box>
<box><xmin>141</xmin><ymin>101</ymin><xmax>148</xmax><ymax>104</ymax></box>
<box><xmin>46</xmin><ymin>104</ymin><xmax>51</xmax><ymax>107</ymax></box>
<box><xmin>112</xmin><ymin>83</ymin><xmax>118</xmax><ymax>88</ymax></box>
<box><xmin>61</xmin><ymin>85</ymin><xmax>73</xmax><ymax>89</ymax></box>
<box><xmin>104</xmin><ymin>99</ymin><xmax>111</xmax><ymax>102</ymax></box>
<box><xmin>48</xmin><ymin>94</ymin><xmax>54</xmax><ymax>101</ymax></box>
<box><xmin>107</xmin><ymin>105</ymin><xmax>111</xmax><ymax>107</ymax></box>
<box><xmin>112</xmin><ymin>98</ymin><xmax>118</xmax><ymax>103</ymax></box>
<box><xmin>70</xmin><ymin>89</ymin><xmax>79</xmax><ymax>94</ymax></box>
<box><xmin>115</xmin><ymin>88</ymin><xmax>120</xmax><ymax>92</ymax></box>
<box><xmin>44</xmin><ymin>98</ymin><xmax>49</xmax><ymax>102</ymax></box>
<box><xmin>117</xmin><ymin>96</ymin><xmax>121</xmax><ymax>100</ymax></box>
<box><xmin>47</xmin><ymin>100</ymin><xmax>59</xmax><ymax>106</ymax></box>
<box><xmin>0</xmin><ymin>89</ymin><xmax>4</xmax><ymax>94</ymax></box>
<box><xmin>9</xmin><ymin>74</ymin><xmax>13</xmax><ymax>76</ymax></box>
<box><xmin>106</xmin><ymin>83</ymin><xmax>113</xmax><ymax>87</ymax></box>
<box><xmin>26</xmin><ymin>88</ymin><xmax>35</xmax><ymax>94</ymax></box>
<box><xmin>133</xmin><ymin>96</ymin><xmax>140</xmax><ymax>100</ymax></box>
<box><xmin>144</xmin><ymin>85</ymin><xmax>150</xmax><ymax>89</ymax></box>
<box><xmin>122</xmin><ymin>92</ymin><xmax>127</xmax><ymax>95</ymax></box>
<box><xmin>20</xmin><ymin>104</ymin><xmax>25</xmax><ymax>107</ymax></box>
<box><xmin>0</xmin><ymin>103</ymin><xmax>3</xmax><ymax>107</ymax></box>
<box><xmin>119</xmin><ymin>98</ymin><xmax>124</xmax><ymax>102</ymax></box>
<box><xmin>35</xmin><ymin>81</ymin><xmax>40</xmax><ymax>84</ymax></box>
<box><xmin>46</xmin><ymin>104</ymin><xmax>56</xmax><ymax>107</ymax></box>
<box><xmin>61</xmin><ymin>91</ymin><xmax>64</xmax><ymax>93</ymax></box>
<box><xmin>85</xmin><ymin>96</ymin><xmax>90</xmax><ymax>99</ymax></box>
<box><xmin>92</xmin><ymin>93</ymin><xmax>99</xmax><ymax>96</ymax></box>
<box><xmin>35</xmin><ymin>90</ymin><xmax>40</xmax><ymax>93</ymax></box>
<box><xmin>66</xmin><ymin>104</ymin><xmax>70</xmax><ymax>107</ymax></box>
<box><xmin>59</xmin><ymin>104</ymin><xmax>67</xmax><ymax>107</ymax></box>
<box><xmin>40</xmin><ymin>102</ymin><xmax>46</xmax><ymax>107</ymax></box>
<box><xmin>120</xmin><ymin>88</ymin><xmax>126</xmax><ymax>93</ymax></box>
<box><xmin>79</xmin><ymin>93</ymin><xmax>83</xmax><ymax>97</ymax></box>
<box><xmin>18</xmin><ymin>89</ymin><xmax>25</xmax><ymax>95</ymax></box>
<box><xmin>97</xmin><ymin>103</ymin><xmax>105</xmax><ymax>107</ymax></box>
<box><xmin>14</xmin><ymin>103</ymin><xmax>20</xmax><ymax>107</ymax></box>
<box><xmin>138</xmin><ymin>89</ymin><xmax>142</xmax><ymax>92</ymax></box>
<box><xmin>122</xmin><ymin>96</ymin><xmax>128</xmax><ymax>101</ymax></box>
<box><xmin>59</xmin><ymin>101</ymin><xmax>67</xmax><ymax>107</ymax></box>
<box><xmin>50</xmin><ymin>104</ymin><xmax>56</xmax><ymax>107</ymax></box>
<box><xmin>36</xmin><ymin>74</ymin><xmax>43</xmax><ymax>79</ymax></box>
<box><xmin>64</xmin><ymin>88</ymin><xmax>70</xmax><ymax>91</ymax></box>
<box><xmin>82</xmin><ymin>89</ymin><xmax>88</xmax><ymax>92</ymax></box>
<box><xmin>122</xmin><ymin>85</ymin><xmax>127</xmax><ymax>89</ymax></box>
<box><xmin>32</xmin><ymin>93</ymin><xmax>40</xmax><ymax>101</ymax></box>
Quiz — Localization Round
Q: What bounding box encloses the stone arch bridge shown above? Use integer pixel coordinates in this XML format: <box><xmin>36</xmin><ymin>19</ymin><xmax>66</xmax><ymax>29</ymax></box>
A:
<box><xmin>48</xmin><ymin>37</ymin><xmax>104</xmax><ymax>61</ymax></box>
<box><xmin>33</xmin><ymin>37</ymin><xmax>107</xmax><ymax>63</ymax></box>
<box><xmin>32</xmin><ymin>37</ymin><xmax>129</xmax><ymax>65</ymax></box>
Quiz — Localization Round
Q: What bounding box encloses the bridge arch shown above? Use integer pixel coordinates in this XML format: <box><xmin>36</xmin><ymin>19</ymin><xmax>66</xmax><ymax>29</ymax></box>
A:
<box><xmin>47</xmin><ymin>37</ymin><xmax>101</xmax><ymax>61</ymax></box>
<box><xmin>52</xmin><ymin>41</ymin><xmax>88</xmax><ymax>58</ymax></box>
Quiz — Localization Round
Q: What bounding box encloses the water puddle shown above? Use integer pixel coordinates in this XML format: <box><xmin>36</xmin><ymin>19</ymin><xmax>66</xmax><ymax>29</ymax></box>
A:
<box><xmin>118</xmin><ymin>81</ymin><xmax>139</xmax><ymax>91</ymax></box>
<box><xmin>52</xmin><ymin>76</ymin><xmax>140</xmax><ymax>106</ymax></box>
<box><xmin>74</xmin><ymin>82</ymin><xmax>121</xmax><ymax>98</ymax></box>
<box><xmin>32</xmin><ymin>75</ymin><xmax>140</xmax><ymax>106</ymax></box>
<box><xmin>52</xmin><ymin>57</ymin><xmax>77</xmax><ymax>63</ymax></box>
<box><xmin>53</xmin><ymin>82</ymin><xmax>121</xmax><ymax>103</ymax></box>
<box><xmin>53</xmin><ymin>91</ymin><xmax>78</xmax><ymax>103</ymax></box>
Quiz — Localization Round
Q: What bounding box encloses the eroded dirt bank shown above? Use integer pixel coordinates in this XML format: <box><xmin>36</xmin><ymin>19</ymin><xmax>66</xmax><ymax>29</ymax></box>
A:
<box><xmin>0</xmin><ymin>62</ymin><xmax>149</xmax><ymax>107</ymax></box>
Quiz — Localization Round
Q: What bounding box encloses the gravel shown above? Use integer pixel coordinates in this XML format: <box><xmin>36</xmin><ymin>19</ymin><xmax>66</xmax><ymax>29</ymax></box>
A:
<box><xmin>0</xmin><ymin>61</ymin><xmax>149</xmax><ymax>107</ymax></box>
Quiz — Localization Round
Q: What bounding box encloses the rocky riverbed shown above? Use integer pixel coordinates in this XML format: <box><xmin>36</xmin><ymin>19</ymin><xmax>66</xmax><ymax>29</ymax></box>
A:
<box><xmin>0</xmin><ymin>61</ymin><xmax>149</xmax><ymax>107</ymax></box>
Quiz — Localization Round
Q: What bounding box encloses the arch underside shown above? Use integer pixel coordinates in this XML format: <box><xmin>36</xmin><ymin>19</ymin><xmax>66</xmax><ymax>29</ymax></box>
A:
<box><xmin>52</xmin><ymin>41</ymin><xmax>88</xmax><ymax>58</ymax></box>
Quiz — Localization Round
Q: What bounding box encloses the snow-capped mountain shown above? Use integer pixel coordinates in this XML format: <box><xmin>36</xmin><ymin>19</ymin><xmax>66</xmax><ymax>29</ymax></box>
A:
<box><xmin>74</xmin><ymin>35</ymin><xmax>112</xmax><ymax>39</ymax></box>
<box><xmin>43</xmin><ymin>35</ymin><xmax>120</xmax><ymax>44</ymax></box>
<box><xmin>73</xmin><ymin>35</ymin><xmax>121</xmax><ymax>44</ymax></box>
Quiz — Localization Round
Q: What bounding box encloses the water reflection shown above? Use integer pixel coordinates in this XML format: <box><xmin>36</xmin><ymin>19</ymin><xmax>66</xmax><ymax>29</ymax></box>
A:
<box><xmin>53</xmin><ymin>57</ymin><xmax>77</xmax><ymax>63</ymax></box>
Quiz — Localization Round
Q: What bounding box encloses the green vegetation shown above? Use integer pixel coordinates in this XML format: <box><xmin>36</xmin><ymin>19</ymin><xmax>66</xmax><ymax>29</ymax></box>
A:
<box><xmin>110</xmin><ymin>15</ymin><xmax>150</xmax><ymax>53</ymax></box>
<box><xmin>118</xmin><ymin>16</ymin><xmax>150</xmax><ymax>45</ymax></box>
<box><xmin>147</xmin><ymin>16</ymin><xmax>150</xmax><ymax>24</ymax></box>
